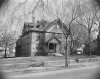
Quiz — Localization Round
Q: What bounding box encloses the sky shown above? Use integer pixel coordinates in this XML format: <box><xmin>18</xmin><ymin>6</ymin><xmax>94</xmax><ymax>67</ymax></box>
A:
<box><xmin>0</xmin><ymin>0</ymin><xmax>98</xmax><ymax>39</ymax></box>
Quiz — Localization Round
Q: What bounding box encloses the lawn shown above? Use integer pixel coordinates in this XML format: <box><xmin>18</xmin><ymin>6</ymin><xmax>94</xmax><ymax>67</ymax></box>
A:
<box><xmin>0</xmin><ymin>55</ymin><xmax>100</xmax><ymax>71</ymax></box>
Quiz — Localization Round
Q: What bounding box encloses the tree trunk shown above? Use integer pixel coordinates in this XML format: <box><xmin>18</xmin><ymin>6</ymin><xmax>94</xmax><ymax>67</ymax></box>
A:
<box><xmin>4</xmin><ymin>43</ymin><xmax>8</xmax><ymax>58</ymax></box>
<box><xmin>88</xmin><ymin>32</ymin><xmax>91</xmax><ymax>56</ymax></box>
<box><xmin>65</xmin><ymin>37</ymin><xmax>68</xmax><ymax>68</ymax></box>
<box><xmin>4</xmin><ymin>47</ymin><xmax>7</xmax><ymax>58</ymax></box>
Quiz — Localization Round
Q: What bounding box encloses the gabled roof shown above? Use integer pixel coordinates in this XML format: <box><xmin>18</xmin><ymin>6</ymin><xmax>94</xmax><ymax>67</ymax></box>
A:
<box><xmin>43</xmin><ymin>18</ymin><xmax>70</xmax><ymax>36</ymax></box>
<box><xmin>22</xmin><ymin>18</ymin><xmax>70</xmax><ymax>36</ymax></box>
<box><xmin>47</xmin><ymin>37</ymin><xmax>61</xmax><ymax>44</ymax></box>
<box><xmin>43</xmin><ymin>19</ymin><xmax>58</xmax><ymax>31</ymax></box>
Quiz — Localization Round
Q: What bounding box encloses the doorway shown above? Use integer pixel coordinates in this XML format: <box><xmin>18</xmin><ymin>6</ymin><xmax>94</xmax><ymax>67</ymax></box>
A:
<box><xmin>48</xmin><ymin>43</ymin><xmax>56</xmax><ymax>53</ymax></box>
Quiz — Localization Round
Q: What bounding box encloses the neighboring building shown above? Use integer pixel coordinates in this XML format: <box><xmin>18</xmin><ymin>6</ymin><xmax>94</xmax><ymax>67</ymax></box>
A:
<box><xmin>16</xmin><ymin>19</ymin><xmax>70</xmax><ymax>57</ymax></box>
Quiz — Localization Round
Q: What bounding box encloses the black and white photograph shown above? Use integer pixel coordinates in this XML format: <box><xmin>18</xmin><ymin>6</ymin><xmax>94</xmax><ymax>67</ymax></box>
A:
<box><xmin>0</xmin><ymin>0</ymin><xmax>100</xmax><ymax>79</ymax></box>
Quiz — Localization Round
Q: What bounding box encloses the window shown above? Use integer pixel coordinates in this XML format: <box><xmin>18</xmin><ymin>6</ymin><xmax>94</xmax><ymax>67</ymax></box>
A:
<box><xmin>49</xmin><ymin>43</ymin><xmax>56</xmax><ymax>50</ymax></box>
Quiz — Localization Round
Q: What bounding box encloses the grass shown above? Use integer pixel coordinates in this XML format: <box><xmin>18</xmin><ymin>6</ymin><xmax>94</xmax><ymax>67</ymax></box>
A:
<box><xmin>0</xmin><ymin>55</ymin><xmax>100</xmax><ymax>75</ymax></box>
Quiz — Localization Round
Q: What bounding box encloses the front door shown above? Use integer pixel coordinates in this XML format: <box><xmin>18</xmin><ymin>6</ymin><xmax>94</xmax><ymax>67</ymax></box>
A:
<box><xmin>48</xmin><ymin>43</ymin><xmax>56</xmax><ymax>53</ymax></box>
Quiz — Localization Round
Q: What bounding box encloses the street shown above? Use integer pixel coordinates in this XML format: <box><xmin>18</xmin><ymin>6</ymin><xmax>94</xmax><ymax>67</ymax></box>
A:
<box><xmin>7</xmin><ymin>66</ymin><xmax>100</xmax><ymax>79</ymax></box>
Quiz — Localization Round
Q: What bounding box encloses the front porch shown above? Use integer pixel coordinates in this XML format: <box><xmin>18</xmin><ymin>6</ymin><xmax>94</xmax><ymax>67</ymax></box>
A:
<box><xmin>35</xmin><ymin>32</ymin><xmax>66</xmax><ymax>56</ymax></box>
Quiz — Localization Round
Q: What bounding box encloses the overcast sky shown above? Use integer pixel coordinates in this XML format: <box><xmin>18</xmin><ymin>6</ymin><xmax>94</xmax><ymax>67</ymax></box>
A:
<box><xmin>0</xmin><ymin>0</ymin><xmax>98</xmax><ymax>38</ymax></box>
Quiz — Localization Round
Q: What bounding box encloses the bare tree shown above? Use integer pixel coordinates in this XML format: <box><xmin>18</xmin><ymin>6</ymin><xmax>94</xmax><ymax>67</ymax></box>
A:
<box><xmin>31</xmin><ymin>0</ymin><xmax>50</xmax><ymax>21</ymax></box>
<box><xmin>30</xmin><ymin>0</ymin><xmax>83</xmax><ymax>67</ymax></box>
<box><xmin>0</xmin><ymin>31</ymin><xmax>17</xmax><ymax>58</ymax></box>
<box><xmin>59</xmin><ymin>0</ymin><xmax>83</xmax><ymax>68</ymax></box>
<box><xmin>76</xmin><ymin>6</ymin><xmax>98</xmax><ymax>56</ymax></box>
<box><xmin>40</xmin><ymin>0</ymin><xmax>82</xmax><ymax>68</ymax></box>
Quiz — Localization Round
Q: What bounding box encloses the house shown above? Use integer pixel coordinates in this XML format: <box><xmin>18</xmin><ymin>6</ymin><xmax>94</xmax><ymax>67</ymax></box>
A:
<box><xmin>15</xmin><ymin>18</ymin><xmax>70</xmax><ymax>57</ymax></box>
